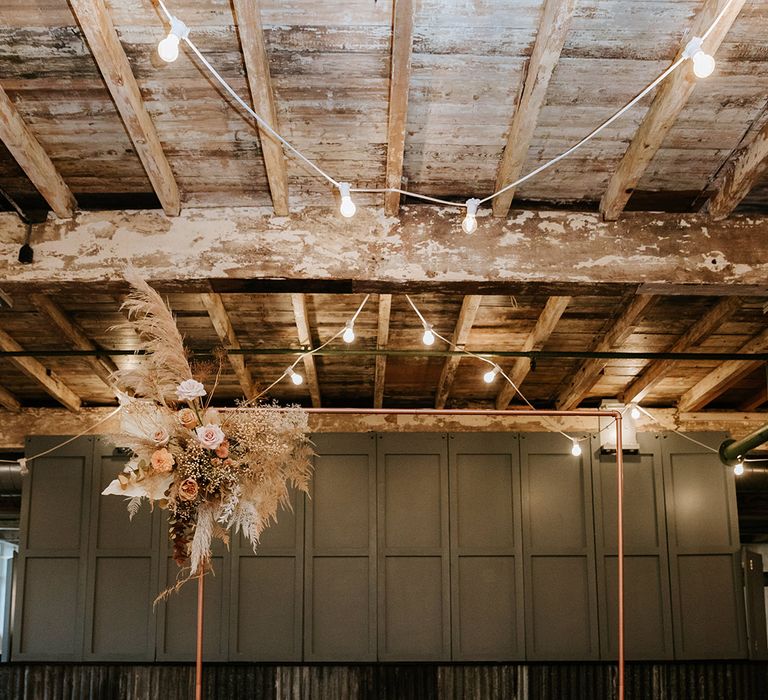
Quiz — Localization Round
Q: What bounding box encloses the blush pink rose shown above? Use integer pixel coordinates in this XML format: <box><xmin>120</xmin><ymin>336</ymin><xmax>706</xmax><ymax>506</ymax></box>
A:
<box><xmin>150</xmin><ymin>447</ymin><xmax>175</xmax><ymax>473</ymax></box>
<box><xmin>195</xmin><ymin>423</ymin><xmax>226</xmax><ymax>450</ymax></box>
<box><xmin>151</xmin><ymin>428</ymin><xmax>169</xmax><ymax>446</ymax></box>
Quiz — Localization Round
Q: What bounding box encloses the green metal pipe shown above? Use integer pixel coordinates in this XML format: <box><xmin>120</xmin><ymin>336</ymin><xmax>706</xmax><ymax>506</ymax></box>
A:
<box><xmin>719</xmin><ymin>423</ymin><xmax>768</xmax><ymax>466</ymax></box>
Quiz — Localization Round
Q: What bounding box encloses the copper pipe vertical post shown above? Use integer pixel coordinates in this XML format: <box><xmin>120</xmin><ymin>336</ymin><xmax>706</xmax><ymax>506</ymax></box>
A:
<box><xmin>615</xmin><ymin>413</ymin><xmax>625</xmax><ymax>700</ymax></box>
<box><xmin>196</xmin><ymin>570</ymin><xmax>204</xmax><ymax>700</ymax></box>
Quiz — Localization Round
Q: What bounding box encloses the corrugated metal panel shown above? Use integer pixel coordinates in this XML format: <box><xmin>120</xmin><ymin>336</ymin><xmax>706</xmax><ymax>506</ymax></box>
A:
<box><xmin>0</xmin><ymin>663</ymin><xmax>766</xmax><ymax>699</ymax></box>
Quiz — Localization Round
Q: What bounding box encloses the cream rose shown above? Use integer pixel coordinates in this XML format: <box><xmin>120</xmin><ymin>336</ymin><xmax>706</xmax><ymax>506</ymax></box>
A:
<box><xmin>195</xmin><ymin>423</ymin><xmax>226</xmax><ymax>450</ymax></box>
<box><xmin>178</xmin><ymin>478</ymin><xmax>199</xmax><ymax>502</ymax></box>
<box><xmin>151</xmin><ymin>427</ymin><xmax>169</xmax><ymax>446</ymax></box>
<box><xmin>150</xmin><ymin>447</ymin><xmax>175</xmax><ymax>473</ymax></box>
<box><xmin>176</xmin><ymin>379</ymin><xmax>207</xmax><ymax>402</ymax></box>
<box><xmin>178</xmin><ymin>408</ymin><xmax>197</xmax><ymax>430</ymax></box>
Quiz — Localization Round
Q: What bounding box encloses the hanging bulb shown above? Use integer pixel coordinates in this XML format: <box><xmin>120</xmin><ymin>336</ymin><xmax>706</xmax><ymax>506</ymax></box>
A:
<box><xmin>684</xmin><ymin>37</ymin><xmax>715</xmax><ymax>79</ymax></box>
<box><xmin>483</xmin><ymin>365</ymin><xmax>500</xmax><ymax>384</ymax></box>
<box><xmin>287</xmin><ymin>368</ymin><xmax>304</xmax><ymax>385</ymax></box>
<box><xmin>158</xmin><ymin>33</ymin><xmax>180</xmax><ymax>62</ymax></box>
<box><xmin>157</xmin><ymin>16</ymin><xmax>188</xmax><ymax>64</ymax></box>
<box><xmin>422</xmin><ymin>324</ymin><xmax>435</xmax><ymax>346</ymax></box>
<box><xmin>343</xmin><ymin>320</ymin><xmax>355</xmax><ymax>343</ymax></box>
<box><xmin>629</xmin><ymin>403</ymin><xmax>641</xmax><ymax>420</ymax></box>
<box><xmin>734</xmin><ymin>462</ymin><xmax>744</xmax><ymax>476</ymax></box>
<box><xmin>462</xmin><ymin>198</ymin><xmax>480</xmax><ymax>234</ymax></box>
<box><xmin>571</xmin><ymin>439</ymin><xmax>582</xmax><ymax>457</ymax></box>
<box><xmin>338</xmin><ymin>182</ymin><xmax>356</xmax><ymax>218</ymax></box>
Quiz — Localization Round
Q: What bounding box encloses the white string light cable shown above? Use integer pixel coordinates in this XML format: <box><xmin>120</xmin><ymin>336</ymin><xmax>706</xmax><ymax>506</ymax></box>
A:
<box><xmin>0</xmin><ymin>406</ymin><xmax>124</xmax><ymax>475</ymax></box>
<box><xmin>153</xmin><ymin>0</ymin><xmax>735</xmax><ymax>226</ymax></box>
<box><xmin>246</xmin><ymin>294</ymin><xmax>371</xmax><ymax>404</ymax></box>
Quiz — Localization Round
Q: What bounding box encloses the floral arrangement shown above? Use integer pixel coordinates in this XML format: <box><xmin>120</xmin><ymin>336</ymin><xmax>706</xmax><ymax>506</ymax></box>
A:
<box><xmin>102</xmin><ymin>272</ymin><xmax>313</xmax><ymax>583</ymax></box>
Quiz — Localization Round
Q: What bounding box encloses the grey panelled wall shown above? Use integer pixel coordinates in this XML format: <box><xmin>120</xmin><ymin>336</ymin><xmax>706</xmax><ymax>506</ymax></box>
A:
<box><xmin>13</xmin><ymin>431</ymin><xmax>746</xmax><ymax>662</ymax></box>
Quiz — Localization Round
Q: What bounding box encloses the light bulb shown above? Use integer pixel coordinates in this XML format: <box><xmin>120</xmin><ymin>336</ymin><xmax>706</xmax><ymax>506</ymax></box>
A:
<box><xmin>422</xmin><ymin>325</ymin><xmax>435</xmax><ymax>346</ymax></box>
<box><xmin>571</xmin><ymin>440</ymin><xmax>582</xmax><ymax>457</ymax></box>
<box><xmin>158</xmin><ymin>33</ymin><xmax>180</xmax><ymax>63</ymax></box>
<box><xmin>338</xmin><ymin>182</ymin><xmax>356</xmax><ymax>218</ymax></box>
<box><xmin>287</xmin><ymin>368</ymin><xmax>304</xmax><ymax>385</ymax></box>
<box><xmin>462</xmin><ymin>198</ymin><xmax>480</xmax><ymax>234</ymax></box>
<box><xmin>692</xmin><ymin>50</ymin><xmax>715</xmax><ymax>78</ymax></box>
<box><xmin>734</xmin><ymin>462</ymin><xmax>744</xmax><ymax>476</ymax></box>
<box><xmin>343</xmin><ymin>321</ymin><xmax>355</xmax><ymax>344</ymax></box>
<box><xmin>629</xmin><ymin>403</ymin><xmax>641</xmax><ymax>420</ymax></box>
<box><xmin>483</xmin><ymin>365</ymin><xmax>500</xmax><ymax>384</ymax></box>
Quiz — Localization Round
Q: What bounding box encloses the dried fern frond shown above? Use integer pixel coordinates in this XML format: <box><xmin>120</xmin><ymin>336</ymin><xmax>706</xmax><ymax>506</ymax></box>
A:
<box><xmin>112</xmin><ymin>269</ymin><xmax>193</xmax><ymax>405</ymax></box>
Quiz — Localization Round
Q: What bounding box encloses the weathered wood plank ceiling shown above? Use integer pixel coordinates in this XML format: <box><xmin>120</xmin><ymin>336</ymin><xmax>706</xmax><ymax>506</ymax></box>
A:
<box><xmin>0</xmin><ymin>0</ymin><xmax>766</xmax><ymax>414</ymax></box>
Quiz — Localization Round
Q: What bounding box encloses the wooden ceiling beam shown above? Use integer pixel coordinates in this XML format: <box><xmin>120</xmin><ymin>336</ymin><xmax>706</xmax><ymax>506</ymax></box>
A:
<box><xmin>290</xmin><ymin>293</ymin><xmax>322</xmax><ymax>407</ymax></box>
<box><xmin>69</xmin><ymin>0</ymin><xmax>180</xmax><ymax>216</ymax></box>
<box><xmin>231</xmin><ymin>0</ymin><xmax>289</xmax><ymax>215</ymax></box>
<box><xmin>0</xmin><ymin>385</ymin><xmax>21</xmax><ymax>413</ymax></box>
<box><xmin>496</xmin><ymin>296</ymin><xmax>571</xmax><ymax>409</ymax></box>
<box><xmin>600</xmin><ymin>0</ymin><xmax>746</xmax><ymax>221</ymax></box>
<box><xmin>620</xmin><ymin>296</ymin><xmax>742</xmax><ymax>405</ymax></box>
<box><xmin>492</xmin><ymin>0</ymin><xmax>575</xmax><ymax>218</ymax></box>
<box><xmin>708</xmin><ymin>113</ymin><xmax>768</xmax><ymax>220</ymax></box>
<box><xmin>30</xmin><ymin>293</ymin><xmax>118</xmax><ymax>388</ymax></box>
<box><xmin>678</xmin><ymin>328</ymin><xmax>768</xmax><ymax>412</ymax></box>
<box><xmin>2</xmin><ymin>208</ymin><xmax>768</xmax><ymax>290</ymax></box>
<box><xmin>374</xmin><ymin>293</ymin><xmax>392</xmax><ymax>408</ymax></box>
<box><xmin>0</xmin><ymin>85</ymin><xmax>76</xmax><ymax>219</ymax></box>
<box><xmin>555</xmin><ymin>294</ymin><xmax>657</xmax><ymax>409</ymax></box>
<box><xmin>384</xmin><ymin>0</ymin><xmax>414</xmax><ymax>215</ymax></box>
<box><xmin>0</xmin><ymin>327</ymin><xmax>81</xmax><ymax>411</ymax></box>
<box><xmin>200</xmin><ymin>291</ymin><xmax>255</xmax><ymax>399</ymax></box>
<box><xmin>435</xmin><ymin>295</ymin><xmax>482</xmax><ymax>409</ymax></box>
<box><xmin>740</xmin><ymin>385</ymin><xmax>767</xmax><ymax>412</ymax></box>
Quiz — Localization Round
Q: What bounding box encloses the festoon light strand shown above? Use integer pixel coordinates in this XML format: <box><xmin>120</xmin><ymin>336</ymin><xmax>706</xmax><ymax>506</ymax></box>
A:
<box><xmin>153</xmin><ymin>0</ymin><xmax>737</xmax><ymax>231</ymax></box>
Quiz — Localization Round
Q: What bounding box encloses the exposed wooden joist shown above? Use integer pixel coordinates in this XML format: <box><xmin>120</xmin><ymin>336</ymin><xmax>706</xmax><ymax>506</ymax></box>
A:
<box><xmin>0</xmin><ymin>407</ymin><xmax>764</xmax><ymax>451</ymax></box>
<box><xmin>492</xmin><ymin>0</ymin><xmax>575</xmax><ymax>218</ymax></box>
<box><xmin>0</xmin><ymin>385</ymin><xmax>21</xmax><ymax>413</ymax></box>
<box><xmin>69</xmin><ymin>0</ymin><xmax>180</xmax><ymax>216</ymax></box>
<box><xmin>740</xmin><ymin>386</ymin><xmax>767</xmax><ymax>412</ymax></box>
<box><xmin>555</xmin><ymin>294</ymin><xmax>657</xmax><ymax>409</ymax></box>
<box><xmin>496</xmin><ymin>296</ymin><xmax>571</xmax><ymax>409</ymax></box>
<box><xmin>600</xmin><ymin>0</ymin><xmax>746</xmax><ymax>221</ymax></box>
<box><xmin>290</xmin><ymin>293</ymin><xmax>321</xmax><ymax>407</ymax></box>
<box><xmin>0</xmin><ymin>327</ymin><xmax>81</xmax><ymax>412</ymax></box>
<box><xmin>708</xmin><ymin>112</ymin><xmax>768</xmax><ymax>220</ymax></box>
<box><xmin>200</xmin><ymin>291</ymin><xmax>255</xmax><ymax>399</ymax></box>
<box><xmin>384</xmin><ymin>0</ymin><xmax>414</xmax><ymax>215</ymax></box>
<box><xmin>30</xmin><ymin>293</ymin><xmax>118</xmax><ymax>389</ymax></box>
<box><xmin>374</xmin><ymin>293</ymin><xmax>392</xmax><ymax>408</ymax></box>
<box><xmin>434</xmin><ymin>295</ymin><xmax>482</xmax><ymax>409</ymax></box>
<box><xmin>231</xmin><ymin>0</ymin><xmax>289</xmax><ymax>215</ymax></box>
<box><xmin>678</xmin><ymin>328</ymin><xmax>768</xmax><ymax>412</ymax></box>
<box><xmin>0</xmin><ymin>84</ymin><xmax>76</xmax><ymax>219</ymax></box>
<box><xmin>2</xmin><ymin>208</ymin><xmax>768</xmax><ymax>290</ymax></box>
<box><xmin>620</xmin><ymin>296</ymin><xmax>743</xmax><ymax>405</ymax></box>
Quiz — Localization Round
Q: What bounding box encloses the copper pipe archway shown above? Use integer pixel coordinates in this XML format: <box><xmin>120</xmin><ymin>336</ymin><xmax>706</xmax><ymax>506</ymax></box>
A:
<box><xmin>196</xmin><ymin>408</ymin><xmax>626</xmax><ymax>700</ymax></box>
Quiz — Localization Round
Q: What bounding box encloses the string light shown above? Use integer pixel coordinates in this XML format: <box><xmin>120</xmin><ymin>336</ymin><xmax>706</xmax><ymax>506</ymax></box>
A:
<box><xmin>629</xmin><ymin>403</ymin><xmax>641</xmax><ymax>420</ymax></box>
<box><xmin>152</xmin><ymin>0</ymin><xmax>738</xmax><ymax>236</ymax></box>
<box><xmin>338</xmin><ymin>183</ymin><xmax>356</xmax><ymax>218</ymax></box>
<box><xmin>158</xmin><ymin>16</ymin><xmax>189</xmax><ymax>63</ymax></box>
<box><xmin>483</xmin><ymin>365</ymin><xmax>500</xmax><ymax>383</ymax></box>
<box><xmin>683</xmin><ymin>37</ymin><xmax>715</xmax><ymax>79</ymax></box>
<box><xmin>343</xmin><ymin>321</ymin><xmax>355</xmax><ymax>343</ymax></box>
<box><xmin>286</xmin><ymin>367</ymin><xmax>304</xmax><ymax>385</ymax></box>
<box><xmin>734</xmin><ymin>461</ymin><xmax>744</xmax><ymax>476</ymax></box>
<box><xmin>422</xmin><ymin>323</ymin><xmax>435</xmax><ymax>346</ymax></box>
<box><xmin>462</xmin><ymin>199</ymin><xmax>480</xmax><ymax>234</ymax></box>
<box><xmin>571</xmin><ymin>439</ymin><xmax>583</xmax><ymax>457</ymax></box>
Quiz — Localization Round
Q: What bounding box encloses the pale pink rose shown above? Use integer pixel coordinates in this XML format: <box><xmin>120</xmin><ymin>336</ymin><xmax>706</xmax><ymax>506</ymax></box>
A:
<box><xmin>215</xmin><ymin>440</ymin><xmax>229</xmax><ymax>459</ymax></box>
<box><xmin>178</xmin><ymin>408</ymin><xmax>197</xmax><ymax>430</ymax></box>
<box><xmin>178</xmin><ymin>478</ymin><xmax>199</xmax><ymax>502</ymax></box>
<box><xmin>150</xmin><ymin>447</ymin><xmax>175</xmax><ymax>473</ymax></box>
<box><xmin>151</xmin><ymin>428</ymin><xmax>169</xmax><ymax>446</ymax></box>
<box><xmin>195</xmin><ymin>423</ymin><xmax>226</xmax><ymax>450</ymax></box>
<box><xmin>176</xmin><ymin>379</ymin><xmax>206</xmax><ymax>402</ymax></box>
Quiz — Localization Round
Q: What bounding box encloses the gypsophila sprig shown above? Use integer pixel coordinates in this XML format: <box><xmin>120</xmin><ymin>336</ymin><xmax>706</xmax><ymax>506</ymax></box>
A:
<box><xmin>103</xmin><ymin>275</ymin><xmax>313</xmax><ymax>596</ymax></box>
